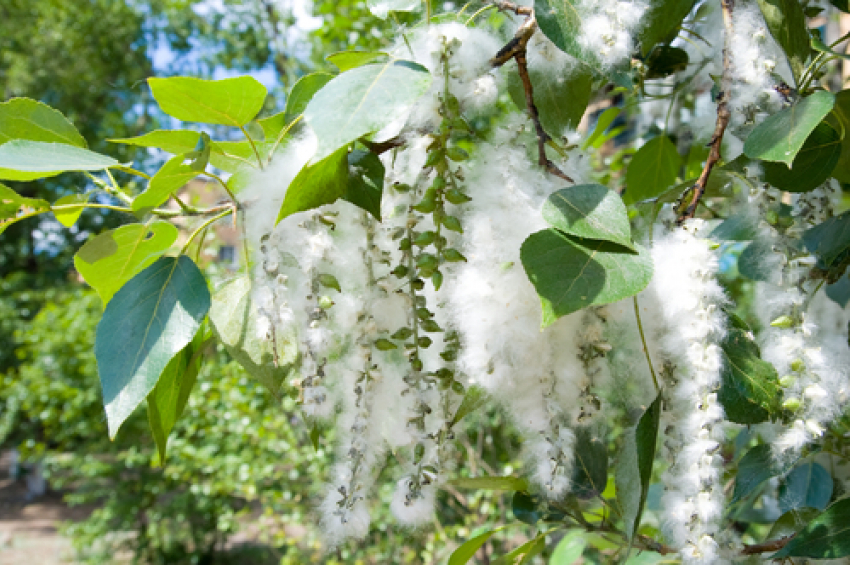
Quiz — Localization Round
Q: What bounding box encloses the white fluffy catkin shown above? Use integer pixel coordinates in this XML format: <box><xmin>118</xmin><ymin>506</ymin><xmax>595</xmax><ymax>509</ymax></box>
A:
<box><xmin>650</xmin><ymin>220</ymin><xmax>729</xmax><ymax>564</ymax></box>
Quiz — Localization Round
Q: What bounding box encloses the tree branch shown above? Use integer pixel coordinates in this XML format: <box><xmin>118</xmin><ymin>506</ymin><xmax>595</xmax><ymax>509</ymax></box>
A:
<box><xmin>676</xmin><ymin>0</ymin><xmax>734</xmax><ymax>224</ymax></box>
<box><xmin>741</xmin><ymin>536</ymin><xmax>792</xmax><ymax>556</ymax></box>
<box><xmin>490</xmin><ymin>9</ymin><xmax>574</xmax><ymax>183</ymax></box>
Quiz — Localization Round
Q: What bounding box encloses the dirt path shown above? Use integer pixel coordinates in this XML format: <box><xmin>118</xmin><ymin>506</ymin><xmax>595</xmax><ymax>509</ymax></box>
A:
<box><xmin>0</xmin><ymin>451</ymin><xmax>90</xmax><ymax>565</ymax></box>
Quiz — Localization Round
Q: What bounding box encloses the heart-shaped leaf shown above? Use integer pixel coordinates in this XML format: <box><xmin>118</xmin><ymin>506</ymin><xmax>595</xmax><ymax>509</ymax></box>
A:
<box><xmin>74</xmin><ymin>221</ymin><xmax>179</xmax><ymax>306</ymax></box>
<box><xmin>277</xmin><ymin>145</ymin><xmax>350</xmax><ymax>222</ymax></box>
<box><xmin>304</xmin><ymin>60</ymin><xmax>431</xmax><ymax>161</ymax></box>
<box><xmin>521</xmin><ymin>229</ymin><xmax>653</xmax><ymax>326</ymax></box>
<box><xmin>52</xmin><ymin>193</ymin><xmax>88</xmax><ymax>227</ymax></box>
<box><xmin>149</xmin><ymin>76</ymin><xmax>267</xmax><ymax>127</ymax></box>
<box><xmin>0</xmin><ymin>140</ymin><xmax>119</xmax><ymax>181</ymax></box>
<box><xmin>0</xmin><ymin>98</ymin><xmax>86</xmax><ymax>147</ymax></box>
<box><xmin>542</xmin><ymin>184</ymin><xmax>634</xmax><ymax>250</ymax></box>
<box><xmin>718</xmin><ymin>326</ymin><xmax>781</xmax><ymax>424</ymax></box>
<box><xmin>744</xmin><ymin>91</ymin><xmax>835</xmax><ymax>166</ymax></box>
<box><xmin>133</xmin><ymin>154</ymin><xmax>198</xmax><ymax>212</ymax></box>
<box><xmin>773</xmin><ymin>498</ymin><xmax>850</xmax><ymax>558</ymax></box>
<box><xmin>0</xmin><ymin>183</ymin><xmax>51</xmax><ymax>234</ymax></box>
<box><xmin>208</xmin><ymin>276</ymin><xmax>297</xmax><ymax>397</ymax></box>
<box><xmin>763</xmin><ymin>121</ymin><xmax>842</xmax><ymax>192</ymax></box>
<box><xmin>147</xmin><ymin>324</ymin><xmax>210</xmax><ymax>463</ymax></box>
<box><xmin>95</xmin><ymin>256</ymin><xmax>210</xmax><ymax>437</ymax></box>
<box><xmin>344</xmin><ymin>149</ymin><xmax>384</xmax><ymax>220</ymax></box>
<box><xmin>625</xmin><ymin>135</ymin><xmax>681</xmax><ymax>204</ymax></box>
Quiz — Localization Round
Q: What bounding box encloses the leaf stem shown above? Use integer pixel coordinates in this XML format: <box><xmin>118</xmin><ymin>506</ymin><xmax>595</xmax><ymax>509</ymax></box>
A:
<box><xmin>203</xmin><ymin>171</ymin><xmax>239</xmax><ymax>205</ymax></box>
<box><xmin>240</xmin><ymin>125</ymin><xmax>265</xmax><ymax>171</ymax></box>
<box><xmin>266</xmin><ymin>115</ymin><xmax>303</xmax><ymax>166</ymax></box>
<box><xmin>633</xmin><ymin>295</ymin><xmax>660</xmax><ymax>392</ymax></box>
<box><xmin>180</xmin><ymin>208</ymin><xmax>234</xmax><ymax>255</ymax></box>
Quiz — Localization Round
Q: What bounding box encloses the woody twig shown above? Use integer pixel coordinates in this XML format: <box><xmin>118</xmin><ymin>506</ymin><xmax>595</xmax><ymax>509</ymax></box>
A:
<box><xmin>489</xmin><ymin>3</ymin><xmax>573</xmax><ymax>183</ymax></box>
<box><xmin>677</xmin><ymin>0</ymin><xmax>733</xmax><ymax>224</ymax></box>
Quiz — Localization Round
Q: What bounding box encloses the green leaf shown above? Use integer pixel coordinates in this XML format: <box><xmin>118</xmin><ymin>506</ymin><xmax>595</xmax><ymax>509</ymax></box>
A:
<box><xmin>277</xmin><ymin>145</ymin><xmax>350</xmax><ymax>222</ymax></box>
<box><xmin>831</xmin><ymin>0</ymin><xmax>850</xmax><ymax>12</ymax></box>
<box><xmin>521</xmin><ymin>230</ymin><xmax>653</xmax><ymax>327</ymax></box>
<box><xmin>826</xmin><ymin>275</ymin><xmax>850</xmax><ymax>308</ymax></box>
<box><xmin>572</xmin><ymin>426</ymin><xmax>608</xmax><ymax>499</ymax></box>
<box><xmin>95</xmin><ymin>256</ymin><xmax>210</xmax><ymax>438</ymax></box>
<box><xmin>109</xmin><ymin>130</ymin><xmax>258</xmax><ymax>173</ymax></box>
<box><xmin>0</xmin><ymin>182</ymin><xmax>51</xmax><ymax>234</ymax></box>
<box><xmin>366</xmin><ymin>0</ymin><xmax>420</xmax><ymax>18</ymax></box>
<box><xmin>448</xmin><ymin>528</ymin><xmax>504</xmax><ymax>565</ymax></box>
<box><xmin>0</xmin><ymin>97</ymin><xmax>86</xmax><ymax>147</ymax></box>
<box><xmin>304</xmin><ymin>60</ymin><xmax>432</xmax><ymax>161</ymax></box>
<box><xmin>550</xmin><ymin>531</ymin><xmax>588</xmax><ymax>565</ymax></box>
<box><xmin>111</xmin><ymin>130</ymin><xmax>200</xmax><ymax>154</ymax></box>
<box><xmin>147</xmin><ymin>325</ymin><xmax>209</xmax><ymax>463</ymax></box>
<box><xmin>624</xmin><ymin>136</ymin><xmax>681</xmax><ymax>204</ymax></box>
<box><xmin>208</xmin><ymin>276</ymin><xmax>297</xmax><ymax>397</ymax></box>
<box><xmin>711</xmin><ymin>214</ymin><xmax>759</xmax><ymax>241</ymax></box>
<box><xmin>632</xmin><ymin>393</ymin><xmax>662</xmax><ymax>537</ymax></box>
<box><xmin>616</xmin><ymin>429</ymin><xmax>642</xmax><ymax>539</ymax></box>
<box><xmin>133</xmin><ymin>154</ymin><xmax>197</xmax><ymax>212</ymax></box>
<box><xmin>802</xmin><ymin>210</ymin><xmax>850</xmax><ymax>268</ymax></box>
<box><xmin>766</xmin><ymin>507</ymin><xmax>823</xmax><ymax>541</ymax></box>
<box><xmin>0</xmin><ymin>140</ymin><xmax>119</xmax><ymax>181</ymax></box>
<box><xmin>344</xmin><ymin>149</ymin><xmax>384</xmax><ymax>220</ymax></box>
<box><xmin>644</xmin><ymin>46</ymin><xmax>689</xmax><ymax>79</ymax></box>
<box><xmin>148</xmin><ymin>76</ymin><xmax>267</xmax><ymax>127</ymax></box>
<box><xmin>779</xmin><ymin>460</ymin><xmax>833</xmax><ymax>513</ymax></box>
<box><xmin>763</xmin><ymin>121</ymin><xmax>842</xmax><ymax>192</ymax></box>
<box><xmin>773</xmin><ymin>498</ymin><xmax>850</xmax><ymax>558</ymax></box>
<box><xmin>638</xmin><ymin>0</ymin><xmax>698</xmax><ymax>55</ymax></box>
<box><xmin>743</xmin><ymin>91</ymin><xmax>835</xmax><ymax>166</ymax></box>
<box><xmin>512</xmin><ymin>492</ymin><xmax>542</xmax><ymax>525</ymax></box>
<box><xmin>733</xmin><ymin>445</ymin><xmax>789</xmax><ymax>503</ymax></box>
<box><xmin>496</xmin><ymin>534</ymin><xmax>545</xmax><ymax>564</ymax></box>
<box><xmin>718</xmin><ymin>326</ymin><xmax>781</xmax><ymax>424</ymax></box>
<box><xmin>284</xmin><ymin>72</ymin><xmax>335</xmax><ymax>122</ymax></box>
<box><xmin>737</xmin><ymin>240</ymin><xmax>775</xmax><ymax>282</ymax></box>
<box><xmin>449</xmin><ymin>476</ymin><xmax>529</xmax><ymax>491</ymax></box>
<box><xmin>52</xmin><ymin>193</ymin><xmax>88</xmax><ymax>227</ymax></box>
<box><xmin>542</xmin><ymin>184</ymin><xmax>635</xmax><ymax>250</ymax></box>
<box><xmin>326</xmin><ymin>51</ymin><xmax>388</xmax><ymax>72</ymax></box>
<box><xmin>812</xmin><ymin>36</ymin><xmax>850</xmax><ymax>61</ymax></box>
<box><xmin>534</xmin><ymin>0</ymin><xmax>600</xmax><ymax>72</ymax></box>
<box><xmin>584</xmin><ymin>107</ymin><xmax>622</xmax><ymax>149</ymax></box>
<box><xmin>74</xmin><ymin>222</ymin><xmax>178</xmax><ymax>306</ymax></box>
<box><xmin>756</xmin><ymin>0</ymin><xmax>811</xmax><ymax>82</ymax></box>
<box><xmin>450</xmin><ymin>385</ymin><xmax>488</xmax><ymax>426</ymax></box>
<box><xmin>508</xmin><ymin>66</ymin><xmax>592</xmax><ymax>134</ymax></box>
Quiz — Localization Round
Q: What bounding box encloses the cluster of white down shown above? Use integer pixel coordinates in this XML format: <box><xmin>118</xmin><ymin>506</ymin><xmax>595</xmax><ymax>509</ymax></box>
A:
<box><xmin>575</xmin><ymin>0</ymin><xmax>648</xmax><ymax>69</ymax></box>
<box><xmin>237</xmin><ymin>21</ymin><xmax>730</xmax><ymax>553</ymax></box>
<box><xmin>726</xmin><ymin>2</ymin><xmax>788</xmax><ymax>114</ymax></box>
<box><xmin>645</xmin><ymin>220</ymin><xmax>729</xmax><ymax>564</ymax></box>
<box><xmin>743</xmin><ymin>183</ymin><xmax>850</xmax><ymax>464</ymax></box>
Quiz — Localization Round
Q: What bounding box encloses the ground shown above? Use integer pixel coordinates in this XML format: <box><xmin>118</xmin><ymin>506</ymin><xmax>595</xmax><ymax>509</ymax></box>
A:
<box><xmin>0</xmin><ymin>450</ymin><xmax>89</xmax><ymax>565</ymax></box>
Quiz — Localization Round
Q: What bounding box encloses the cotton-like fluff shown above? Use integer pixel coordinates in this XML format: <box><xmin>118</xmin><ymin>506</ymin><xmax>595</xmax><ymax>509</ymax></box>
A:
<box><xmin>392</xmin><ymin>23</ymin><xmax>504</xmax><ymax>130</ymax></box>
<box><xmin>750</xmin><ymin>183</ymin><xmax>850</xmax><ymax>463</ymax></box>
<box><xmin>726</xmin><ymin>3</ymin><xmax>788</xmax><ymax>115</ymax></box>
<box><xmin>444</xmin><ymin>135</ymin><xmax>590</xmax><ymax>499</ymax></box>
<box><xmin>650</xmin><ymin>220</ymin><xmax>729</xmax><ymax>565</ymax></box>
<box><xmin>574</xmin><ymin>0</ymin><xmax>648</xmax><ymax>69</ymax></box>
